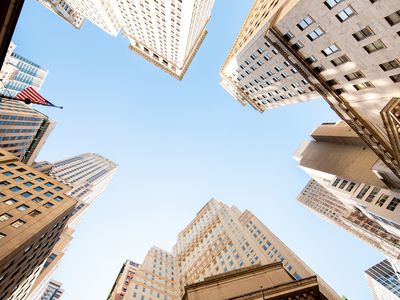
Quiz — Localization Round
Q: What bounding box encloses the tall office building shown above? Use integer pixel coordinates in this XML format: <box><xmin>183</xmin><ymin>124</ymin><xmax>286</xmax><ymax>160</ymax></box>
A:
<box><xmin>36</xmin><ymin>0</ymin><xmax>84</xmax><ymax>29</ymax></box>
<box><xmin>298</xmin><ymin>179</ymin><xmax>400</xmax><ymax>260</ymax></box>
<box><xmin>119</xmin><ymin>0</ymin><xmax>215</xmax><ymax>80</ymax></box>
<box><xmin>113</xmin><ymin>199</ymin><xmax>340</xmax><ymax>300</ymax></box>
<box><xmin>0</xmin><ymin>46</ymin><xmax>48</xmax><ymax>97</ymax></box>
<box><xmin>220</xmin><ymin>0</ymin><xmax>400</xmax><ymax>179</ymax></box>
<box><xmin>0</xmin><ymin>42</ymin><xmax>17</xmax><ymax>86</ymax></box>
<box><xmin>0</xmin><ymin>149</ymin><xmax>76</xmax><ymax>300</ymax></box>
<box><xmin>38</xmin><ymin>0</ymin><xmax>216</xmax><ymax>79</ymax></box>
<box><xmin>27</xmin><ymin>153</ymin><xmax>117</xmax><ymax>300</ymax></box>
<box><xmin>107</xmin><ymin>260</ymin><xmax>140</xmax><ymax>300</ymax></box>
<box><xmin>294</xmin><ymin>122</ymin><xmax>400</xmax><ymax>238</ymax></box>
<box><xmin>34</xmin><ymin>279</ymin><xmax>64</xmax><ymax>300</ymax></box>
<box><xmin>365</xmin><ymin>259</ymin><xmax>400</xmax><ymax>300</ymax></box>
<box><xmin>0</xmin><ymin>100</ymin><xmax>55</xmax><ymax>166</ymax></box>
<box><xmin>49</xmin><ymin>153</ymin><xmax>118</xmax><ymax>227</ymax></box>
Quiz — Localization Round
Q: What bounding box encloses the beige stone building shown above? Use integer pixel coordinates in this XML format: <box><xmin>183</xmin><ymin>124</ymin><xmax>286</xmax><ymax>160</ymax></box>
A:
<box><xmin>294</xmin><ymin>122</ymin><xmax>400</xmax><ymax>239</ymax></box>
<box><xmin>107</xmin><ymin>260</ymin><xmax>140</xmax><ymax>300</ymax></box>
<box><xmin>0</xmin><ymin>149</ymin><xmax>76</xmax><ymax>300</ymax></box>
<box><xmin>182</xmin><ymin>263</ymin><xmax>332</xmax><ymax>300</ymax></box>
<box><xmin>39</xmin><ymin>0</ymin><xmax>216</xmax><ymax>80</ymax></box>
<box><xmin>221</xmin><ymin>0</ymin><xmax>400</xmax><ymax>180</ymax></box>
<box><xmin>27</xmin><ymin>153</ymin><xmax>117</xmax><ymax>300</ymax></box>
<box><xmin>116</xmin><ymin>199</ymin><xmax>340</xmax><ymax>300</ymax></box>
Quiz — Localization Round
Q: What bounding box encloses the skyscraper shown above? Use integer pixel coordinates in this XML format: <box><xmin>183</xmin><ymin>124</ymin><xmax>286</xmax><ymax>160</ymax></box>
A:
<box><xmin>107</xmin><ymin>260</ymin><xmax>140</xmax><ymax>300</ymax></box>
<box><xmin>36</xmin><ymin>0</ymin><xmax>84</xmax><ymax>29</ymax></box>
<box><xmin>0</xmin><ymin>47</ymin><xmax>48</xmax><ymax>97</ymax></box>
<box><xmin>119</xmin><ymin>0</ymin><xmax>215</xmax><ymax>80</ymax></box>
<box><xmin>0</xmin><ymin>100</ymin><xmax>55</xmax><ymax>166</ymax></box>
<box><xmin>27</xmin><ymin>153</ymin><xmax>117</xmax><ymax>300</ymax></box>
<box><xmin>0</xmin><ymin>149</ymin><xmax>76</xmax><ymax>300</ymax></box>
<box><xmin>365</xmin><ymin>259</ymin><xmax>400</xmax><ymax>300</ymax></box>
<box><xmin>33</xmin><ymin>279</ymin><xmax>64</xmax><ymax>300</ymax></box>
<box><xmin>38</xmin><ymin>0</ymin><xmax>216</xmax><ymax>79</ymax></box>
<box><xmin>112</xmin><ymin>199</ymin><xmax>340</xmax><ymax>300</ymax></box>
<box><xmin>220</xmin><ymin>0</ymin><xmax>400</xmax><ymax>180</ymax></box>
<box><xmin>294</xmin><ymin>122</ymin><xmax>400</xmax><ymax>237</ymax></box>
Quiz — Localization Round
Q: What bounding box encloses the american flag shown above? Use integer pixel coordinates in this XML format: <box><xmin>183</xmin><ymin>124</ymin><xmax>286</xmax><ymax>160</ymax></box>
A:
<box><xmin>15</xmin><ymin>87</ymin><xmax>57</xmax><ymax>107</ymax></box>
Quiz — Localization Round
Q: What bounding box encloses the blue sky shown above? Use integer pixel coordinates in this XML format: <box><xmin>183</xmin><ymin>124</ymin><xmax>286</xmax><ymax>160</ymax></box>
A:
<box><xmin>13</xmin><ymin>0</ymin><xmax>383</xmax><ymax>299</ymax></box>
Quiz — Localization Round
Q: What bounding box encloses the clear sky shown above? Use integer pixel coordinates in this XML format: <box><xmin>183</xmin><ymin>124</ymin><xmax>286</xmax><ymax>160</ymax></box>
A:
<box><xmin>12</xmin><ymin>0</ymin><xmax>384</xmax><ymax>299</ymax></box>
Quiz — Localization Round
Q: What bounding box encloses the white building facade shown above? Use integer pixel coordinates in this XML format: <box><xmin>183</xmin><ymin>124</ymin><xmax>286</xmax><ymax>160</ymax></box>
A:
<box><xmin>38</xmin><ymin>0</ymin><xmax>216</xmax><ymax>79</ymax></box>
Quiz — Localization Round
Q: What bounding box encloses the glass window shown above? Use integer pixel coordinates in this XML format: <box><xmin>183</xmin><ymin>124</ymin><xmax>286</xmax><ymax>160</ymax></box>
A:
<box><xmin>353</xmin><ymin>81</ymin><xmax>374</xmax><ymax>90</ymax></box>
<box><xmin>387</xmin><ymin>198</ymin><xmax>400</xmax><ymax>211</ymax></box>
<box><xmin>32</xmin><ymin>197</ymin><xmax>43</xmax><ymax>203</ymax></box>
<box><xmin>36</xmin><ymin>177</ymin><xmax>44</xmax><ymax>182</ymax></box>
<box><xmin>4</xmin><ymin>199</ymin><xmax>17</xmax><ymax>205</ymax></box>
<box><xmin>11</xmin><ymin>219</ymin><xmax>25</xmax><ymax>228</ymax></box>
<box><xmin>336</xmin><ymin>6</ymin><xmax>356</xmax><ymax>22</ymax></box>
<box><xmin>345</xmin><ymin>71</ymin><xmax>364</xmax><ymax>81</ymax></box>
<box><xmin>385</xmin><ymin>10</ymin><xmax>400</xmax><ymax>26</ymax></box>
<box><xmin>364</xmin><ymin>40</ymin><xmax>386</xmax><ymax>53</ymax></box>
<box><xmin>339</xmin><ymin>180</ymin><xmax>348</xmax><ymax>189</ymax></box>
<box><xmin>24</xmin><ymin>182</ymin><xmax>33</xmax><ymax>187</ymax></box>
<box><xmin>376</xmin><ymin>194</ymin><xmax>389</xmax><ymax>207</ymax></box>
<box><xmin>307</xmin><ymin>27</ymin><xmax>324</xmax><ymax>41</ymax></box>
<box><xmin>380</xmin><ymin>59</ymin><xmax>400</xmax><ymax>71</ymax></box>
<box><xmin>10</xmin><ymin>187</ymin><xmax>21</xmax><ymax>192</ymax></box>
<box><xmin>34</xmin><ymin>187</ymin><xmax>44</xmax><ymax>192</ymax></box>
<box><xmin>332</xmin><ymin>178</ymin><xmax>340</xmax><ymax>187</ymax></box>
<box><xmin>390</xmin><ymin>74</ymin><xmax>400</xmax><ymax>83</ymax></box>
<box><xmin>331</xmin><ymin>55</ymin><xmax>350</xmax><ymax>66</ymax></box>
<box><xmin>356</xmin><ymin>185</ymin><xmax>370</xmax><ymax>199</ymax></box>
<box><xmin>322</xmin><ymin>44</ymin><xmax>339</xmax><ymax>56</ymax></box>
<box><xmin>54</xmin><ymin>196</ymin><xmax>63</xmax><ymax>202</ymax></box>
<box><xmin>21</xmin><ymin>192</ymin><xmax>32</xmax><ymax>198</ymax></box>
<box><xmin>45</xmin><ymin>182</ymin><xmax>54</xmax><ymax>187</ymax></box>
<box><xmin>324</xmin><ymin>0</ymin><xmax>343</xmax><ymax>9</ymax></box>
<box><xmin>28</xmin><ymin>210</ymin><xmax>41</xmax><ymax>217</ymax></box>
<box><xmin>346</xmin><ymin>182</ymin><xmax>356</xmax><ymax>192</ymax></box>
<box><xmin>353</xmin><ymin>27</ymin><xmax>374</xmax><ymax>41</ymax></box>
<box><xmin>43</xmin><ymin>202</ymin><xmax>54</xmax><ymax>208</ymax></box>
<box><xmin>13</xmin><ymin>176</ymin><xmax>23</xmax><ymax>182</ymax></box>
<box><xmin>365</xmin><ymin>187</ymin><xmax>380</xmax><ymax>202</ymax></box>
<box><xmin>17</xmin><ymin>204</ymin><xmax>29</xmax><ymax>211</ymax></box>
<box><xmin>297</xmin><ymin>16</ymin><xmax>313</xmax><ymax>30</ymax></box>
<box><xmin>44</xmin><ymin>191</ymin><xmax>53</xmax><ymax>197</ymax></box>
<box><xmin>0</xmin><ymin>213</ymin><xmax>12</xmax><ymax>222</ymax></box>
<box><xmin>3</xmin><ymin>171</ymin><xmax>13</xmax><ymax>176</ymax></box>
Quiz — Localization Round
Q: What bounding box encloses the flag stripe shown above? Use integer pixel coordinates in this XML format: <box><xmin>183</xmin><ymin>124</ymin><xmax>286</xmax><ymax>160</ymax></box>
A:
<box><xmin>15</xmin><ymin>87</ymin><xmax>54</xmax><ymax>106</ymax></box>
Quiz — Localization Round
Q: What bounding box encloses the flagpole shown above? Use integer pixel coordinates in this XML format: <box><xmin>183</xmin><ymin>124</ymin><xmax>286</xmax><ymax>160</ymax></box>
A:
<box><xmin>0</xmin><ymin>94</ymin><xmax>63</xmax><ymax>109</ymax></box>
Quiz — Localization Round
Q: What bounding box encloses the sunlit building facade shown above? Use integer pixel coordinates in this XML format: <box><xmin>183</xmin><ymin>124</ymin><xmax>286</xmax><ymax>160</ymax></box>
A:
<box><xmin>107</xmin><ymin>260</ymin><xmax>140</xmax><ymax>300</ymax></box>
<box><xmin>27</xmin><ymin>153</ymin><xmax>117</xmax><ymax>300</ymax></box>
<box><xmin>221</xmin><ymin>0</ymin><xmax>400</xmax><ymax>180</ymax></box>
<box><xmin>0</xmin><ymin>49</ymin><xmax>48</xmax><ymax>97</ymax></box>
<box><xmin>365</xmin><ymin>259</ymin><xmax>400</xmax><ymax>300</ymax></box>
<box><xmin>0</xmin><ymin>100</ymin><xmax>54</xmax><ymax>166</ymax></box>
<box><xmin>118</xmin><ymin>199</ymin><xmax>340</xmax><ymax>300</ymax></box>
<box><xmin>0</xmin><ymin>149</ymin><xmax>76</xmax><ymax>300</ymax></box>
<box><xmin>38</xmin><ymin>0</ymin><xmax>216</xmax><ymax>79</ymax></box>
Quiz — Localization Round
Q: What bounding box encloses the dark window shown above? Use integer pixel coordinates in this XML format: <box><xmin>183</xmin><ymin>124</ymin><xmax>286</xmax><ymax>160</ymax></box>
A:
<box><xmin>353</xmin><ymin>27</ymin><xmax>374</xmax><ymax>41</ymax></box>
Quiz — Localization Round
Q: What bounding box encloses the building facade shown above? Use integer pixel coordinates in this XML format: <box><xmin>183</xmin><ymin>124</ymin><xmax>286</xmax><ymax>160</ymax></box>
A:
<box><xmin>221</xmin><ymin>0</ymin><xmax>400</xmax><ymax>180</ymax></box>
<box><xmin>365</xmin><ymin>259</ymin><xmax>400</xmax><ymax>300</ymax></box>
<box><xmin>182</xmin><ymin>263</ymin><xmax>332</xmax><ymax>300</ymax></box>
<box><xmin>116</xmin><ymin>199</ymin><xmax>340</xmax><ymax>300</ymax></box>
<box><xmin>294</xmin><ymin>122</ymin><xmax>400</xmax><ymax>245</ymax></box>
<box><xmin>27</xmin><ymin>153</ymin><xmax>117</xmax><ymax>300</ymax></box>
<box><xmin>36</xmin><ymin>0</ymin><xmax>84</xmax><ymax>29</ymax></box>
<box><xmin>0</xmin><ymin>149</ymin><xmax>76</xmax><ymax>300</ymax></box>
<box><xmin>0</xmin><ymin>100</ymin><xmax>54</xmax><ymax>166</ymax></box>
<box><xmin>107</xmin><ymin>260</ymin><xmax>140</xmax><ymax>300</ymax></box>
<box><xmin>0</xmin><ymin>48</ymin><xmax>48</xmax><ymax>97</ymax></box>
<box><xmin>38</xmin><ymin>0</ymin><xmax>216</xmax><ymax>79</ymax></box>
<box><xmin>36</xmin><ymin>279</ymin><xmax>64</xmax><ymax>300</ymax></box>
